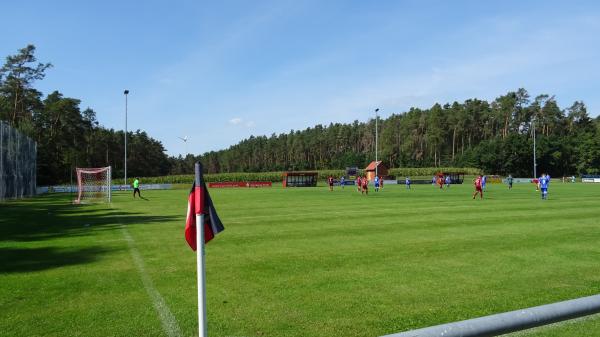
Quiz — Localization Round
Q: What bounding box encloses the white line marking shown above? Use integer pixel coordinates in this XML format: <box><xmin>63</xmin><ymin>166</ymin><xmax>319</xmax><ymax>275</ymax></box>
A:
<box><xmin>113</xmin><ymin>206</ymin><xmax>183</xmax><ymax>337</ymax></box>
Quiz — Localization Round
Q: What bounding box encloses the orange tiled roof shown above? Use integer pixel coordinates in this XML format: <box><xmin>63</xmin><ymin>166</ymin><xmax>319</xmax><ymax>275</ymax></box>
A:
<box><xmin>365</xmin><ymin>161</ymin><xmax>382</xmax><ymax>171</ymax></box>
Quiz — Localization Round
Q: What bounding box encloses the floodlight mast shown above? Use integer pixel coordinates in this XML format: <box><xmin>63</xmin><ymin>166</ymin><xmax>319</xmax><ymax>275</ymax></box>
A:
<box><xmin>532</xmin><ymin>115</ymin><xmax>537</xmax><ymax>179</ymax></box>
<box><xmin>124</xmin><ymin>90</ymin><xmax>129</xmax><ymax>188</ymax></box>
<box><xmin>375</xmin><ymin>108</ymin><xmax>379</xmax><ymax>178</ymax></box>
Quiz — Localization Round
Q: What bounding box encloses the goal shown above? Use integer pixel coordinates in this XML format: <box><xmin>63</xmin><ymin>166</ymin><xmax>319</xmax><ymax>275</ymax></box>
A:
<box><xmin>75</xmin><ymin>167</ymin><xmax>112</xmax><ymax>203</ymax></box>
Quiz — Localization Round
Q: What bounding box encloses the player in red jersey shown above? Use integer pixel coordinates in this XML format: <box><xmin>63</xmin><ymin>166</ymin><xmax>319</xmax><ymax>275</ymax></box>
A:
<box><xmin>356</xmin><ymin>176</ymin><xmax>362</xmax><ymax>192</ymax></box>
<box><xmin>437</xmin><ymin>176</ymin><xmax>444</xmax><ymax>189</ymax></box>
<box><xmin>328</xmin><ymin>176</ymin><xmax>334</xmax><ymax>191</ymax></box>
<box><xmin>472</xmin><ymin>175</ymin><xmax>483</xmax><ymax>199</ymax></box>
<box><xmin>379</xmin><ymin>176</ymin><xmax>384</xmax><ymax>190</ymax></box>
<box><xmin>362</xmin><ymin>176</ymin><xmax>369</xmax><ymax>195</ymax></box>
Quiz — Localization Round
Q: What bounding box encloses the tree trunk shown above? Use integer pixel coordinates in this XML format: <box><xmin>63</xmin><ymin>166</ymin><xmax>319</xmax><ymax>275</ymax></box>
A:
<box><xmin>12</xmin><ymin>84</ymin><xmax>20</xmax><ymax>125</ymax></box>
<box><xmin>452</xmin><ymin>127</ymin><xmax>456</xmax><ymax>161</ymax></box>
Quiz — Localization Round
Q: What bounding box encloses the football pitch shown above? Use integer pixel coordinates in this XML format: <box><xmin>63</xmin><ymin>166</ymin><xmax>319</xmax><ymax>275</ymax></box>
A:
<box><xmin>2</xmin><ymin>182</ymin><xmax>600</xmax><ymax>337</ymax></box>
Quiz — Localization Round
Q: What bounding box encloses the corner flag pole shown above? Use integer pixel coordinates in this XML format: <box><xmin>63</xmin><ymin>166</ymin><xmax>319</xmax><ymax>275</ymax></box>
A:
<box><xmin>195</xmin><ymin>162</ymin><xmax>208</xmax><ymax>337</ymax></box>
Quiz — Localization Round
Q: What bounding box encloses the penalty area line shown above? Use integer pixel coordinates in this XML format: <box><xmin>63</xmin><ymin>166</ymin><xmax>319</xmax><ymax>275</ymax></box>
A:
<box><xmin>112</xmin><ymin>206</ymin><xmax>183</xmax><ymax>337</ymax></box>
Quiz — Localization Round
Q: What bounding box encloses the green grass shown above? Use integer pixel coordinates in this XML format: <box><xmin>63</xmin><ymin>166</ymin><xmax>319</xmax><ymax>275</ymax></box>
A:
<box><xmin>1</xmin><ymin>182</ymin><xmax>600</xmax><ymax>337</ymax></box>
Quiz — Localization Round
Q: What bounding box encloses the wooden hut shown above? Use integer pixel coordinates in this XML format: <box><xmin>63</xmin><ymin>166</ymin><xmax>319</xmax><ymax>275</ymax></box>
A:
<box><xmin>364</xmin><ymin>161</ymin><xmax>388</xmax><ymax>181</ymax></box>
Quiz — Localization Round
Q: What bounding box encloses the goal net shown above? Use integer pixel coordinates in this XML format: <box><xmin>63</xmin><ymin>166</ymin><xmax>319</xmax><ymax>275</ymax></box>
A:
<box><xmin>75</xmin><ymin>167</ymin><xmax>111</xmax><ymax>204</ymax></box>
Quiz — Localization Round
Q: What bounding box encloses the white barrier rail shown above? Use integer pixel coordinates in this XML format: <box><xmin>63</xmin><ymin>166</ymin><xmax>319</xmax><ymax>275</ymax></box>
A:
<box><xmin>382</xmin><ymin>294</ymin><xmax>600</xmax><ymax>337</ymax></box>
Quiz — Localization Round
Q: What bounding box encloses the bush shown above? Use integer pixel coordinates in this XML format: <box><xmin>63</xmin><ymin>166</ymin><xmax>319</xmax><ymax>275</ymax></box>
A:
<box><xmin>388</xmin><ymin>167</ymin><xmax>482</xmax><ymax>177</ymax></box>
<box><xmin>115</xmin><ymin>172</ymin><xmax>283</xmax><ymax>185</ymax></box>
<box><xmin>116</xmin><ymin>167</ymin><xmax>481</xmax><ymax>185</ymax></box>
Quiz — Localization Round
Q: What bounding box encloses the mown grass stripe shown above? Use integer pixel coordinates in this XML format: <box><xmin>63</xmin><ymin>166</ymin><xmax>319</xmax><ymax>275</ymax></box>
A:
<box><xmin>115</xmin><ymin>208</ymin><xmax>183</xmax><ymax>337</ymax></box>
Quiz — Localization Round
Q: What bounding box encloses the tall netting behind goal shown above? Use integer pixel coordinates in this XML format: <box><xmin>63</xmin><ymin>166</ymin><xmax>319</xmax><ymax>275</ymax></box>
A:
<box><xmin>0</xmin><ymin>121</ymin><xmax>37</xmax><ymax>200</ymax></box>
<box><xmin>75</xmin><ymin>167</ymin><xmax>111</xmax><ymax>204</ymax></box>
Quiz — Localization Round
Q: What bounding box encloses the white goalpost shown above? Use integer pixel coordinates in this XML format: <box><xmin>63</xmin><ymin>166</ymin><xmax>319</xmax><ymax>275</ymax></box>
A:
<box><xmin>74</xmin><ymin>166</ymin><xmax>112</xmax><ymax>204</ymax></box>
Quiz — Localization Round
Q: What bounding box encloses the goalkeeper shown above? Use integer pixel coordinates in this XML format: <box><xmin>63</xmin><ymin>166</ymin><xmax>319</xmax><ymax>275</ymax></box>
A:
<box><xmin>133</xmin><ymin>177</ymin><xmax>141</xmax><ymax>198</ymax></box>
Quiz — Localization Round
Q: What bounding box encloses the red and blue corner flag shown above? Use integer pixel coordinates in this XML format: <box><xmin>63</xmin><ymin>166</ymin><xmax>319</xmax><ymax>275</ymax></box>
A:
<box><xmin>186</xmin><ymin>162</ymin><xmax>223</xmax><ymax>336</ymax></box>
<box><xmin>185</xmin><ymin>165</ymin><xmax>224</xmax><ymax>250</ymax></box>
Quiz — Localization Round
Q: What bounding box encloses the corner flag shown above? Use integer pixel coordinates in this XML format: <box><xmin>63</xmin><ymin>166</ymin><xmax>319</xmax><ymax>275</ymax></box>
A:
<box><xmin>185</xmin><ymin>171</ymin><xmax>224</xmax><ymax>251</ymax></box>
<box><xmin>185</xmin><ymin>162</ymin><xmax>224</xmax><ymax>337</ymax></box>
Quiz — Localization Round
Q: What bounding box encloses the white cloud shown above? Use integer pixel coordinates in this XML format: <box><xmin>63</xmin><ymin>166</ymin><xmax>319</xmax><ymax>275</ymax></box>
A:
<box><xmin>158</xmin><ymin>77</ymin><xmax>174</xmax><ymax>86</ymax></box>
<box><xmin>228</xmin><ymin>118</ymin><xmax>255</xmax><ymax>128</ymax></box>
<box><xmin>229</xmin><ymin>117</ymin><xmax>243</xmax><ymax>125</ymax></box>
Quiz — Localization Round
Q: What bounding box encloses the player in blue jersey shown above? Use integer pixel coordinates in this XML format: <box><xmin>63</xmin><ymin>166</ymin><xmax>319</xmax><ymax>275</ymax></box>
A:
<box><xmin>538</xmin><ymin>173</ymin><xmax>549</xmax><ymax>200</ymax></box>
<box><xmin>374</xmin><ymin>175</ymin><xmax>380</xmax><ymax>192</ymax></box>
<box><xmin>340</xmin><ymin>176</ymin><xmax>345</xmax><ymax>189</ymax></box>
<box><xmin>481</xmin><ymin>175</ymin><xmax>487</xmax><ymax>190</ymax></box>
<box><xmin>405</xmin><ymin>176</ymin><xmax>411</xmax><ymax>189</ymax></box>
<box><xmin>445</xmin><ymin>175</ymin><xmax>451</xmax><ymax>188</ymax></box>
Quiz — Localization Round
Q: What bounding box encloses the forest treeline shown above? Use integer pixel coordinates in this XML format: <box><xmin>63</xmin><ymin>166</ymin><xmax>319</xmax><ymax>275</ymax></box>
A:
<box><xmin>2</xmin><ymin>45</ymin><xmax>599</xmax><ymax>184</ymax></box>
<box><xmin>186</xmin><ymin>89</ymin><xmax>600</xmax><ymax>177</ymax></box>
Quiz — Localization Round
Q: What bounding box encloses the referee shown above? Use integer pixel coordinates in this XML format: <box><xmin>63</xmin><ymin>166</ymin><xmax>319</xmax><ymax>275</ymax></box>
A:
<box><xmin>133</xmin><ymin>177</ymin><xmax>141</xmax><ymax>198</ymax></box>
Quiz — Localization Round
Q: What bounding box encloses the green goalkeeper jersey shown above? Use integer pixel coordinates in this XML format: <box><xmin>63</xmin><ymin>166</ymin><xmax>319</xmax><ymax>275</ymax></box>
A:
<box><xmin>133</xmin><ymin>179</ymin><xmax>139</xmax><ymax>188</ymax></box>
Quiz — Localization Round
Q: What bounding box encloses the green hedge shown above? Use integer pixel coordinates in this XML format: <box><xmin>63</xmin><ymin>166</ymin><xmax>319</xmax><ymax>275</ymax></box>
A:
<box><xmin>115</xmin><ymin>167</ymin><xmax>481</xmax><ymax>185</ymax></box>
<box><xmin>115</xmin><ymin>172</ymin><xmax>283</xmax><ymax>185</ymax></box>
<box><xmin>388</xmin><ymin>167</ymin><xmax>482</xmax><ymax>177</ymax></box>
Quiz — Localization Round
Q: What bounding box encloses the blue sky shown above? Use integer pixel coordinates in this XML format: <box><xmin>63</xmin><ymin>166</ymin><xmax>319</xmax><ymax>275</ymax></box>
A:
<box><xmin>2</xmin><ymin>1</ymin><xmax>599</xmax><ymax>156</ymax></box>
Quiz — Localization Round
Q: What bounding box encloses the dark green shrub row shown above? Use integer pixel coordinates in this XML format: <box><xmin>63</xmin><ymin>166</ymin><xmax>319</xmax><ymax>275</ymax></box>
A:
<box><xmin>114</xmin><ymin>167</ymin><xmax>481</xmax><ymax>185</ymax></box>
<box><xmin>388</xmin><ymin>167</ymin><xmax>482</xmax><ymax>177</ymax></box>
<box><xmin>115</xmin><ymin>172</ymin><xmax>283</xmax><ymax>185</ymax></box>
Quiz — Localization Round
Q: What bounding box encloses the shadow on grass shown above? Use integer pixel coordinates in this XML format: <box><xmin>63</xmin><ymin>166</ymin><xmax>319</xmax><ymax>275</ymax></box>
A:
<box><xmin>0</xmin><ymin>246</ymin><xmax>119</xmax><ymax>273</ymax></box>
<box><xmin>0</xmin><ymin>193</ymin><xmax>178</xmax><ymax>243</ymax></box>
<box><xmin>0</xmin><ymin>193</ymin><xmax>180</xmax><ymax>273</ymax></box>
